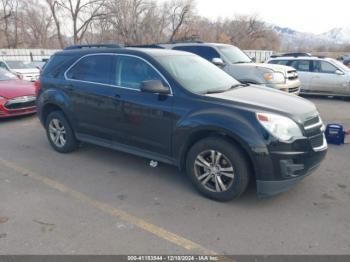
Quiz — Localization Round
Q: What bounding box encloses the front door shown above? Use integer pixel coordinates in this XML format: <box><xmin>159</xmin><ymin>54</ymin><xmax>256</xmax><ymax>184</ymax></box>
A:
<box><xmin>113</xmin><ymin>55</ymin><xmax>174</xmax><ymax>157</ymax></box>
<box><xmin>311</xmin><ymin>60</ymin><xmax>348</xmax><ymax>95</ymax></box>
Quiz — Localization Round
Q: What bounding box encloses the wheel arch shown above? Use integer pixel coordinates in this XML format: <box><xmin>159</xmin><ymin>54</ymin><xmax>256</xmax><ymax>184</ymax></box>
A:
<box><xmin>178</xmin><ymin>129</ymin><xmax>257</xmax><ymax>180</ymax></box>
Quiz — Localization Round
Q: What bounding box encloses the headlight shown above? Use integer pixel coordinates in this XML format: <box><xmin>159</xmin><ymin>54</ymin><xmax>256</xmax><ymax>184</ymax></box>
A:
<box><xmin>256</xmin><ymin>112</ymin><xmax>303</xmax><ymax>142</ymax></box>
<box><xmin>263</xmin><ymin>72</ymin><xmax>285</xmax><ymax>84</ymax></box>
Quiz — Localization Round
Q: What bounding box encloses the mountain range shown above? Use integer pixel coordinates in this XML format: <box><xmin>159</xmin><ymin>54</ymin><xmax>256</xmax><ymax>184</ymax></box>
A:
<box><xmin>272</xmin><ymin>26</ymin><xmax>350</xmax><ymax>50</ymax></box>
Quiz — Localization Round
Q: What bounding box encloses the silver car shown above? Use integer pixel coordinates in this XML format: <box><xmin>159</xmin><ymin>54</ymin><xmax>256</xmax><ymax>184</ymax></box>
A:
<box><xmin>267</xmin><ymin>56</ymin><xmax>350</xmax><ymax>96</ymax></box>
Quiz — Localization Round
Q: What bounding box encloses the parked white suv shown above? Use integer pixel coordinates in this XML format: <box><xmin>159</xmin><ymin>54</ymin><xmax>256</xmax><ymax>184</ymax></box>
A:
<box><xmin>267</xmin><ymin>55</ymin><xmax>350</xmax><ymax>97</ymax></box>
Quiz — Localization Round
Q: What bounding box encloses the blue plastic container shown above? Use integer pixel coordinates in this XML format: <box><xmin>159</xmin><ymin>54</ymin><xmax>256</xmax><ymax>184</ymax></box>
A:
<box><xmin>325</xmin><ymin>124</ymin><xmax>345</xmax><ymax>145</ymax></box>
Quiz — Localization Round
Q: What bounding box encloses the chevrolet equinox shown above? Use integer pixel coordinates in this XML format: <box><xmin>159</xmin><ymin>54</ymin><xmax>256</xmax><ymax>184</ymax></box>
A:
<box><xmin>37</xmin><ymin>44</ymin><xmax>327</xmax><ymax>201</ymax></box>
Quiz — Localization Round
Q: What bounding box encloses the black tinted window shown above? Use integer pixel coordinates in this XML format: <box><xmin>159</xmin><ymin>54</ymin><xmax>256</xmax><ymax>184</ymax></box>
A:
<box><xmin>269</xmin><ymin>60</ymin><xmax>290</xmax><ymax>65</ymax></box>
<box><xmin>117</xmin><ymin>56</ymin><xmax>163</xmax><ymax>90</ymax></box>
<box><xmin>67</xmin><ymin>55</ymin><xmax>114</xmax><ymax>84</ymax></box>
<box><xmin>173</xmin><ymin>46</ymin><xmax>220</xmax><ymax>61</ymax></box>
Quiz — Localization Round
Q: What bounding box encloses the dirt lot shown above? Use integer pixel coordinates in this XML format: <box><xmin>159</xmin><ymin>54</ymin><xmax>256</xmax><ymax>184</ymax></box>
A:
<box><xmin>0</xmin><ymin>96</ymin><xmax>350</xmax><ymax>255</ymax></box>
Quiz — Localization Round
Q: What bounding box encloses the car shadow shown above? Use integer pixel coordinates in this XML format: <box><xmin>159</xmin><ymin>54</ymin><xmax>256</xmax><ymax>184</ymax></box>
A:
<box><xmin>76</xmin><ymin>142</ymin><xmax>274</xmax><ymax>205</ymax></box>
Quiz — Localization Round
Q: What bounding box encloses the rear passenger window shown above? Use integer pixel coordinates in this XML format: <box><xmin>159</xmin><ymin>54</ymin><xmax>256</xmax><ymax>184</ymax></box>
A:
<box><xmin>116</xmin><ymin>56</ymin><xmax>164</xmax><ymax>90</ymax></box>
<box><xmin>173</xmin><ymin>46</ymin><xmax>220</xmax><ymax>61</ymax></box>
<box><xmin>290</xmin><ymin>60</ymin><xmax>312</xmax><ymax>72</ymax></box>
<box><xmin>275</xmin><ymin>60</ymin><xmax>290</xmax><ymax>65</ymax></box>
<box><xmin>66</xmin><ymin>55</ymin><xmax>114</xmax><ymax>84</ymax></box>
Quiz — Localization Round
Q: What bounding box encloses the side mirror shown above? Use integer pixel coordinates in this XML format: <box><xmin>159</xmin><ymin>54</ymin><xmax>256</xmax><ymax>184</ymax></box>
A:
<box><xmin>335</xmin><ymin>69</ymin><xmax>344</xmax><ymax>75</ymax></box>
<box><xmin>251</xmin><ymin>57</ymin><xmax>256</xmax><ymax>63</ymax></box>
<box><xmin>140</xmin><ymin>80</ymin><xmax>170</xmax><ymax>95</ymax></box>
<box><xmin>212</xmin><ymin>58</ymin><xmax>225</xmax><ymax>67</ymax></box>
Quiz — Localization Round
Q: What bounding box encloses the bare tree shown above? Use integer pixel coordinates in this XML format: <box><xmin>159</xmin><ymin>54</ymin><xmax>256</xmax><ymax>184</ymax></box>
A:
<box><xmin>46</xmin><ymin>0</ymin><xmax>65</xmax><ymax>48</ymax></box>
<box><xmin>58</xmin><ymin>0</ymin><xmax>106</xmax><ymax>44</ymax></box>
<box><xmin>1</xmin><ymin>0</ymin><xmax>20</xmax><ymax>47</ymax></box>
<box><xmin>18</xmin><ymin>0</ymin><xmax>57</xmax><ymax>48</ymax></box>
<box><xmin>164</xmin><ymin>0</ymin><xmax>194</xmax><ymax>42</ymax></box>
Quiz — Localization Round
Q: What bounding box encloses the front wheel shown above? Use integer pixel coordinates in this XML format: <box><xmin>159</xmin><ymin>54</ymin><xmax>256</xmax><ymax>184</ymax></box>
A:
<box><xmin>186</xmin><ymin>137</ymin><xmax>250</xmax><ymax>201</ymax></box>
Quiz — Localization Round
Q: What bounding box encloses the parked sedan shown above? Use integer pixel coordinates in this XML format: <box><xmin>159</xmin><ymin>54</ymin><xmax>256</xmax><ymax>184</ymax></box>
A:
<box><xmin>0</xmin><ymin>60</ymin><xmax>40</xmax><ymax>82</ymax></box>
<box><xmin>0</xmin><ymin>68</ymin><xmax>36</xmax><ymax>118</ymax></box>
<box><xmin>267</xmin><ymin>56</ymin><xmax>350</xmax><ymax>97</ymax></box>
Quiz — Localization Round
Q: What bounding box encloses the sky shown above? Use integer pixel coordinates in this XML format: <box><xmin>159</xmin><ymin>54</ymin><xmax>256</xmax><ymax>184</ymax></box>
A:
<box><xmin>162</xmin><ymin>0</ymin><xmax>348</xmax><ymax>34</ymax></box>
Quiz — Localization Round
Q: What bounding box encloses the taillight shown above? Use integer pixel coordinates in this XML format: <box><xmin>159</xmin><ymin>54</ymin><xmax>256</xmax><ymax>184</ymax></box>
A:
<box><xmin>34</xmin><ymin>80</ymin><xmax>41</xmax><ymax>96</ymax></box>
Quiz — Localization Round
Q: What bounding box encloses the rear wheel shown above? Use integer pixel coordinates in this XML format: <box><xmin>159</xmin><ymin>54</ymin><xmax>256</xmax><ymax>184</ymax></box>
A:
<box><xmin>186</xmin><ymin>137</ymin><xmax>250</xmax><ymax>201</ymax></box>
<box><xmin>45</xmin><ymin>111</ymin><xmax>78</xmax><ymax>153</ymax></box>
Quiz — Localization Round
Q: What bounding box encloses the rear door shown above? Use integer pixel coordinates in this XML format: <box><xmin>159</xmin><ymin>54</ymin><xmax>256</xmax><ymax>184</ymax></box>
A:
<box><xmin>289</xmin><ymin>60</ymin><xmax>313</xmax><ymax>92</ymax></box>
<box><xmin>311</xmin><ymin>60</ymin><xmax>348</xmax><ymax>95</ymax></box>
<box><xmin>65</xmin><ymin>54</ymin><xmax>123</xmax><ymax>142</ymax></box>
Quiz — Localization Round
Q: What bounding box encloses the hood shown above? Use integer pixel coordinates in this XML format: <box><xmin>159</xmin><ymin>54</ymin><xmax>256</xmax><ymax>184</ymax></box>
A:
<box><xmin>12</xmin><ymin>68</ymin><xmax>40</xmax><ymax>75</ymax></box>
<box><xmin>0</xmin><ymin>79</ymin><xmax>36</xmax><ymax>99</ymax></box>
<box><xmin>207</xmin><ymin>85</ymin><xmax>318</xmax><ymax>123</ymax></box>
<box><xmin>231</xmin><ymin>62</ymin><xmax>296</xmax><ymax>73</ymax></box>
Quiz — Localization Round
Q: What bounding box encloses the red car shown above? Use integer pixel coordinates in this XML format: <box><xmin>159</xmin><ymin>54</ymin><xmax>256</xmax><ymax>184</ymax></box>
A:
<box><xmin>0</xmin><ymin>68</ymin><xmax>37</xmax><ymax>118</ymax></box>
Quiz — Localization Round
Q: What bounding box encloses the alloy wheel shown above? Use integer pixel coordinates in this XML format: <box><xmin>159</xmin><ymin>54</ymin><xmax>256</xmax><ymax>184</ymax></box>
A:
<box><xmin>48</xmin><ymin>118</ymin><xmax>67</xmax><ymax>148</ymax></box>
<box><xmin>194</xmin><ymin>150</ymin><xmax>235</xmax><ymax>192</ymax></box>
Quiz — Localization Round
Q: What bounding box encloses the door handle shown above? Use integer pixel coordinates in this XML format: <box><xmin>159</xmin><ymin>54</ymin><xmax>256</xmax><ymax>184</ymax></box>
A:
<box><xmin>114</xmin><ymin>94</ymin><xmax>121</xmax><ymax>100</ymax></box>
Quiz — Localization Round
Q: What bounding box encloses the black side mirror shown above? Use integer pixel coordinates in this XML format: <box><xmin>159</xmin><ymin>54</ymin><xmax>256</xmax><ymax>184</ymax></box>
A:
<box><xmin>140</xmin><ymin>80</ymin><xmax>170</xmax><ymax>95</ymax></box>
<box><xmin>251</xmin><ymin>57</ymin><xmax>256</xmax><ymax>62</ymax></box>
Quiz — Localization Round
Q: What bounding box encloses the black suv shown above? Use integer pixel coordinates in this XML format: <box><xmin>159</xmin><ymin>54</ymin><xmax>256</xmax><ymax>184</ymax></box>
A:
<box><xmin>37</xmin><ymin>44</ymin><xmax>327</xmax><ymax>201</ymax></box>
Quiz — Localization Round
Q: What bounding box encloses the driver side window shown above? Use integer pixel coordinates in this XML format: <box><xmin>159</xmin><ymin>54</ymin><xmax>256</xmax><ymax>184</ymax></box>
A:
<box><xmin>314</xmin><ymin>61</ymin><xmax>338</xmax><ymax>74</ymax></box>
<box><xmin>116</xmin><ymin>56</ymin><xmax>164</xmax><ymax>90</ymax></box>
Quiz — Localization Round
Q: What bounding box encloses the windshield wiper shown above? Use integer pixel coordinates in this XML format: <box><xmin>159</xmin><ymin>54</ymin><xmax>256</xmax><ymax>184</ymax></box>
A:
<box><xmin>203</xmin><ymin>83</ymin><xmax>248</xmax><ymax>94</ymax></box>
<box><xmin>233</xmin><ymin>61</ymin><xmax>250</xmax><ymax>64</ymax></box>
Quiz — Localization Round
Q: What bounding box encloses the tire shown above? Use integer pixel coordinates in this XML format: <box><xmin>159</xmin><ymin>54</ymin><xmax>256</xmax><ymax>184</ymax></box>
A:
<box><xmin>186</xmin><ymin>137</ymin><xmax>250</xmax><ymax>201</ymax></box>
<box><xmin>45</xmin><ymin>111</ymin><xmax>78</xmax><ymax>153</ymax></box>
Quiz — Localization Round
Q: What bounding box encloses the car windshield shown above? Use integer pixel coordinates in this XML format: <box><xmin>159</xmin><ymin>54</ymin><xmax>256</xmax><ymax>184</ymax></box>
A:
<box><xmin>5</xmin><ymin>61</ymin><xmax>32</xmax><ymax>69</ymax></box>
<box><xmin>217</xmin><ymin>45</ymin><xmax>252</xmax><ymax>64</ymax></box>
<box><xmin>0</xmin><ymin>68</ymin><xmax>18</xmax><ymax>81</ymax></box>
<box><xmin>155</xmin><ymin>54</ymin><xmax>241</xmax><ymax>94</ymax></box>
<box><xmin>329</xmin><ymin>58</ymin><xmax>350</xmax><ymax>72</ymax></box>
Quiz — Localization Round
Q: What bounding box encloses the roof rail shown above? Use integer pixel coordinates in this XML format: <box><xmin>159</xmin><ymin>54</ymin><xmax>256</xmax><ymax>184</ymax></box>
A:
<box><xmin>127</xmin><ymin>44</ymin><xmax>165</xmax><ymax>49</ymax></box>
<box><xmin>270</xmin><ymin>52</ymin><xmax>313</xmax><ymax>58</ymax></box>
<box><xmin>168</xmin><ymin>40</ymin><xmax>204</xmax><ymax>44</ymax></box>
<box><xmin>64</xmin><ymin>44</ymin><xmax>121</xmax><ymax>50</ymax></box>
<box><xmin>282</xmin><ymin>52</ymin><xmax>312</xmax><ymax>57</ymax></box>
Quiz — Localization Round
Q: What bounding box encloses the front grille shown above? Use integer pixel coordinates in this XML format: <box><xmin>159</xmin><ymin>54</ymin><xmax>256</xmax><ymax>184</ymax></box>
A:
<box><xmin>289</xmin><ymin>87</ymin><xmax>300</xmax><ymax>93</ymax></box>
<box><xmin>287</xmin><ymin>70</ymin><xmax>298</xmax><ymax>81</ymax></box>
<box><xmin>309</xmin><ymin>134</ymin><xmax>324</xmax><ymax>148</ymax></box>
<box><xmin>4</xmin><ymin>96</ymin><xmax>36</xmax><ymax>110</ymax></box>
<box><xmin>304</xmin><ymin>115</ymin><xmax>320</xmax><ymax>127</ymax></box>
<box><xmin>302</xmin><ymin>114</ymin><xmax>326</xmax><ymax>150</ymax></box>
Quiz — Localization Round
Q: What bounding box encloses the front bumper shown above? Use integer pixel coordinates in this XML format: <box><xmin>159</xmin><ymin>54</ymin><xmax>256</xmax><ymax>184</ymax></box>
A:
<box><xmin>0</xmin><ymin>102</ymin><xmax>36</xmax><ymax>118</ymax></box>
<box><xmin>266</xmin><ymin>80</ymin><xmax>301</xmax><ymax>95</ymax></box>
<box><xmin>256</xmin><ymin>147</ymin><xmax>326</xmax><ymax>197</ymax></box>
